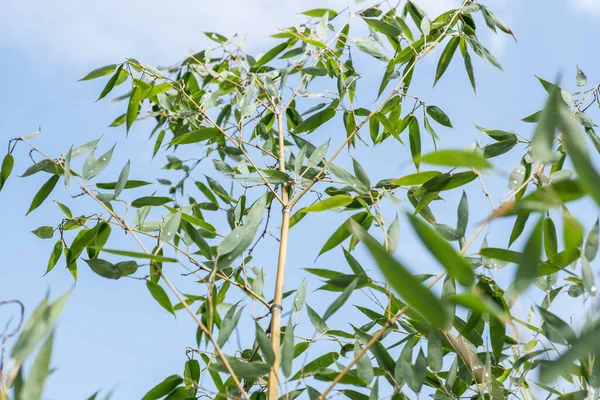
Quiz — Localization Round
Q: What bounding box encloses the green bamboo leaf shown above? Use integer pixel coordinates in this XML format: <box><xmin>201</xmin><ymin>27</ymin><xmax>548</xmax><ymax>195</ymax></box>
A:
<box><xmin>407</xmin><ymin>214</ymin><xmax>474</xmax><ymax>286</ymax></box>
<box><xmin>576</xmin><ymin>65</ymin><xmax>587</xmax><ymax>87</ymax></box>
<box><xmin>395</xmin><ymin>336</ymin><xmax>415</xmax><ymax>387</ymax></box>
<box><xmin>318</xmin><ymin>212</ymin><xmax>370</xmax><ymax>256</ymax></box>
<box><xmin>308</xmin><ymin>140</ymin><xmax>330</xmax><ymax>166</ymax></box>
<box><xmin>96</xmin><ymin>180</ymin><xmax>152</xmax><ymax>190</ymax></box>
<box><xmin>11</xmin><ymin>291</ymin><xmax>69</xmax><ymax>364</ymax></box>
<box><xmin>206</xmin><ymin>176</ymin><xmax>236</xmax><ymax>204</ymax></box>
<box><xmin>210</xmin><ymin>357</ymin><xmax>271</xmax><ymax>378</ymax></box>
<box><xmin>170</xmin><ymin>128</ymin><xmax>220</xmax><ymax>145</ymax></box>
<box><xmin>514</xmin><ymin>216</ymin><xmax>544</xmax><ymax>292</ymax></box>
<box><xmin>540</xmin><ymin>321</ymin><xmax>600</xmax><ymax>384</ymax></box>
<box><xmin>82</xmin><ymin>145</ymin><xmax>115</xmax><ymax>180</ymax></box>
<box><xmin>291</xmin><ymin>352</ymin><xmax>339</xmax><ymax>380</ymax></box>
<box><xmin>27</xmin><ymin>174</ymin><xmax>59</xmax><ymax>215</ymax></box>
<box><xmin>354</xmin><ymin>328</ymin><xmax>395</xmax><ymax>378</ymax></box>
<box><xmin>71</xmin><ymin>137</ymin><xmax>101</xmax><ymax>158</ymax></box>
<box><xmin>585</xmin><ymin>218</ymin><xmax>599</xmax><ymax>261</ymax></box>
<box><xmin>141</xmin><ymin>375</ymin><xmax>183</xmax><ymax>400</ymax></box>
<box><xmin>97</xmin><ymin>65</ymin><xmax>125</xmax><ymax>101</ymax></box>
<box><xmin>146</xmin><ymin>280</ymin><xmax>175</xmax><ymax>316</ymax></box>
<box><xmin>216</xmin><ymin>194</ymin><xmax>267</xmax><ymax>268</ymax></box>
<box><xmin>538</xmin><ymin>306</ymin><xmax>576</xmax><ymax>345</ymax></box>
<box><xmin>253</xmin><ymin>42</ymin><xmax>288</xmax><ymax>68</ymax></box>
<box><xmin>427</xmin><ymin>328</ymin><xmax>442</xmax><ymax>372</ymax></box>
<box><xmin>543</xmin><ymin>217</ymin><xmax>558</xmax><ymax>258</ymax></box>
<box><xmin>181</xmin><ymin>220</ymin><xmax>212</xmax><ymax>259</ymax></box>
<box><xmin>557</xmin><ymin>99</ymin><xmax>600</xmax><ymax>206</ymax></box>
<box><xmin>306</xmin><ymin>304</ymin><xmax>329</xmax><ymax>333</ymax></box>
<box><xmin>474</xmin><ymin>123</ymin><xmax>516</xmax><ymax>141</ymax></box>
<box><xmin>426</xmin><ymin>106</ymin><xmax>453</xmax><ymax>128</ymax></box>
<box><xmin>353</xmin><ymin>37</ymin><xmax>388</xmax><ymax>61</ymax></box>
<box><xmin>217</xmin><ymin>304</ymin><xmax>244</xmax><ymax>347</ymax></box>
<box><xmin>408</xmin><ymin>115</ymin><xmax>421</xmax><ymax>170</ymax></box>
<box><xmin>131</xmin><ymin>196</ymin><xmax>173</xmax><ymax>208</ymax></box>
<box><xmin>354</xmin><ymin>342</ymin><xmax>374</xmax><ymax>384</ymax></box>
<box><xmin>301</xmin><ymin>8</ymin><xmax>338</xmax><ymax>19</ymax></box>
<box><xmin>323</xmin><ymin>277</ymin><xmax>358</xmax><ymax>320</ymax></box>
<box><xmin>281</xmin><ymin>317</ymin><xmax>295</xmax><ymax>377</ymax></box>
<box><xmin>114</xmin><ymin>160</ymin><xmax>130</xmax><ymax>198</ymax></box>
<box><xmin>581</xmin><ymin>256</ymin><xmax>596</xmax><ymax>295</ymax></box>
<box><xmin>101</xmin><ymin>249</ymin><xmax>177</xmax><ymax>263</ymax></box>
<box><xmin>79</xmin><ymin>64</ymin><xmax>117</xmax><ymax>81</ymax></box>
<box><xmin>0</xmin><ymin>153</ymin><xmax>14</xmax><ymax>192</ymax></box>
<box><xmin>457</xmin><ymin>191</ymin><xmax>468</xmax><ymax>238</ymax></box>
<box><xmin>161</xmin><ymin>210</ymin><xmax>182</xmax><ymax>242</ymax></box>
<box><xmin>387</xmin><ymin>216</ymin><xmax>400</xmax><ymax>254</ymax></box>
<box><xmin>483</xmin><ymin>139</ymin><xmax>518</xmax><ymax>159</ymax></box>
<box><xmin>31</xmin><ymin>226</ymin><xmax>54</xmax><ymax>239</ymax></box>
<box><xmin>85</xmin><ymin>258</ymin><xmax>137</xmax><ymax>279</ymax></box>
<box><xmin>564</xmin><ymin>209</ymin><xmax>583</xmax><ymax>252</ymax></box>
<box><xmin>490</xmin><ymin>315</ymin><xmax>505</xmax><ymax>364</ymax></box>
<box><xmin>351</xmin><ymin>222</ymin><xmax>449</xmax><ymax>329</ymax></box>
<box><xmin>20</xmin><ymin>332</ymin><xmax>54</xmax><ymax>400</ymax></box>
<box><xmin>363</xmin><ymin>18</ymin><xmax>402</xmax><ymax>36</ymax></box>
<box><xmin>294</xmin><ymin>108</ymin><xmax>336</xmax><ymax>134</ymax></box>
<box><xmin>255</xmin><ymin>323</ymin><xmax>275</xmax><ymax>366</ymax></box>
<box><xmin>434</xmin><ymin>37</ymin><xmax>459</xmax><ymax>85</ymax></box>
<box><xmin>44</xmin><ymin>240</ymin><xmax>63</xmax><ymax>275</ymax></box>
<box><xmin>479</xmin><ymin>248</ymin><xmax>522</xmax><ymax>263</ymax></box>
<box><xmin>411</xmin><ymin>348</ymin><xmax>426</xmax><ymax>393</ymax></box>
<box><xmin>392</xmin><ymin>171</ymin><xmax>441</xmax><ymax>186</ymax></box>
<box><xmin>303</xmin><ymin>195</ymin><xmax>353</xmax><ymax>213</ymax></box>
<box><xmin>419</xmin><ymin>149</ymin><xmax>492</xmax><ymax>170</ymax></box>
<box><xmin>324</xmin><ymin>161</ymin><xmax>369</xmax><ymax>193</ymax></box>
<box><xmin>20</xmin><ymin>159</ymin><xmax>56</xmax><ymax>178</ymax></box>
<box><xmin>293</xmin><ymin>280</ymin><xmax>307</xmax><ymax>312</ymax></box>
<box><xmin>463</xmin><ymin>49</ymin><xmax>476</xmax><ymax>93</ymax></box>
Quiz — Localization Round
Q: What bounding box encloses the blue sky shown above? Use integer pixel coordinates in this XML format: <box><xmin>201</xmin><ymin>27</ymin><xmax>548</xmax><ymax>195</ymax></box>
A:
<box><xmin>1</xmin><ymin>0</ymin><xmax>600</xmax><ymax>399</ymax></box>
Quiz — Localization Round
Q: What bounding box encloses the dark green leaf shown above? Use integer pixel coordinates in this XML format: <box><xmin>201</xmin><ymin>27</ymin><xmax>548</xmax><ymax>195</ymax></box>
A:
<box><xmin>170</xmin><ymin>128</ymin><xmax>220</xmax><ymax>145</ymax></box>
<box><xmin>0</xmin><ymin>153</ymin><xmax>14</xmax><ymax>192</ymax></box>
<box><xmin>146</xmin><ymin>280</ymin><xmax>175</xmax><ymax>316</ymax></box>
<box><xmin>351</xmin><ymin>222</ymin><xmax>448</xmax><ymax>329</ymax></box>
<box><xmin>426</xmin><ymin>106</ymin><xmax>453</xmax><ymax>128</ymax></box>
<box><xmin>96</xmin><ymin>180</ymin><xmax>152</xmax><ymax>190</ymax></box>
<box><xmin>281</xmin><ymin>317</ymin><xmax>295</xmax><ymax>377</ymax></box>
<box><xmin>32</xmin><ymin>226</ymin><xmax>54</xmax><ymax>239</ymax></box>
<box><xmin>514</xmin><ymin>217</ymin><xmax>544</xmax><ymax>292</ymax></box>
<box><xmin>217</xmin><ymin>304</ymin><xmax>243</xmax><ymax>347</ymax></box>
<box><xmin>323</xmin><ymin>277</ymin><xmax>358</xmax><ymax>320</ymax></box>
<box><xmin>141</xmin><ymin>375</ymin><xmax>183</xmax><ymax>400</ymax></box>
<box><xmin>114</xmin><ymin>160</ymin><xmax>130</xmax><ymax>198</ymax></box>
<box><xmin>434</xmin><ymin>37</ymin><xmax>459</xmax><ymax>85</ymax></box>
<box><xmin>419</xmin><ymin>149</ymin><xmax>492</xmax><ymax>170</ymax></box>
<box><xmin>131</xmin><ymin>196</ymin><xmax>174</xmax><ymax>208</ymax></box>
<box><xmin>407</xmin><ymin>214</ymin><xmax>474</xmax><ymax>286</ymax></box>
<box><xmin>79</xmin><ymin>64</ymin><xmax>117</xmax><ymax>81</ymax></box>
<box><xmin>255</xmin><ymin>323</ymin><xmax>275</xmax><ymax>366</ymax></box>
<box><xmin>20</xmin><ymin>332</ymin><xmax>54</xmax><ymax>400</ymax></box>
<box><xmin>294</xmin><ymin>108</ymin><xmax>336</xmax><ymax>134</ymax></box>
<box><xmin>27</xmin><ymin>174</ymin><xmax>59</xmax><ymax>215</ymax></box>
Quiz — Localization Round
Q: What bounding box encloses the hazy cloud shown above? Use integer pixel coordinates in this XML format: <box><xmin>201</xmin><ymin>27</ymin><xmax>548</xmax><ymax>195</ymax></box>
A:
<box><xmin>1</xmin><ymin>0</ymin><xmax>457</xmax><ymax>66</ymax></box>
<box><xmin>573</xmin><ymin>0</ymin><xmax>600</xmax><ymax>15</ymax></box>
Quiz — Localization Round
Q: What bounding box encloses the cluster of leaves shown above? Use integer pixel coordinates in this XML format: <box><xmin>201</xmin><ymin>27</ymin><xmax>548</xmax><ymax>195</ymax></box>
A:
<box><xmin>1</xmin><ymin>1</ymin><xmax>600</xmax><ymax>399</ymax></box>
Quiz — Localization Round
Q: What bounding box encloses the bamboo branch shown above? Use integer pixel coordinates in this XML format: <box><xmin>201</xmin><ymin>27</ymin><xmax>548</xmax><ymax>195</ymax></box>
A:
<box><xmin>19</xmin><ymin>140</ymin><xmax>251</xmax><ymax>400</ymax></box>
<box><xmin>267</xmin><ymin>113</ymin><xmax>291</xmax><ymax>400</ymax></box>
<box><xmin>316</xmin><ymin>161</ymin><xmax>541</xmax><ymax>399</ymax></box>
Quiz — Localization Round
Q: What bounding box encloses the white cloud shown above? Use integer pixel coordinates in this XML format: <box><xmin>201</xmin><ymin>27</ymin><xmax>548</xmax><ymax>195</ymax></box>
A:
<box><xmin>1</xmin><ymin>0</ymin><xmax>458</xmax><ymax>66</ymax></box>
<box><xmin>572</xmin><ymin>0</ymin><xmax>600</xmax><ymax>15</ymax></box>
